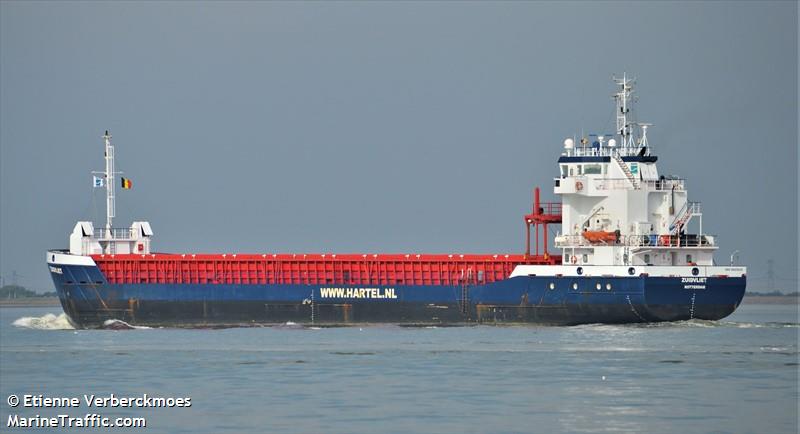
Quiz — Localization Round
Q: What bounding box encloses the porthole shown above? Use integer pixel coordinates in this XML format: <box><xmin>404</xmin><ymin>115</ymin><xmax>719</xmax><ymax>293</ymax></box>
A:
<box><xmin>572</xmin><ymin>282</ymin><xmax>578</xmax><ymax>290</ymax></box>
<box><xmin>549</xmin><ymin>282</ymin><xmax>555</xmax><ymax>290</ymax></box>
<box><xmin>577</xmin><ymin>267</ymin><xmax>584</xmax><ymax>275</ymax></box>
<box><xmin>596</xmin><ymin>283</ymin><xmax>601</xmax><ymax>290</ymax></box>
<box><xmin>606</xmin><ymin>283</ymin><xmax>612</xmax><ymax>290</ymax></box>
<box><xmin>692</xmin><ymin>267</ymin><xmax>699</xmax><ymax>276</ymax></box>
<box><xmin>628</xmin><ymin>267</ymin><xmax>635</xmax><ymax>276</ymax></box>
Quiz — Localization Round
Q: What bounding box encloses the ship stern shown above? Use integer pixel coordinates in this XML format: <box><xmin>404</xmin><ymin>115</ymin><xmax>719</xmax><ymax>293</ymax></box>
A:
<box><xmin>643</xmin><ymin>267</ymin><xmax>747</xmax><ymax>322</ymax></box>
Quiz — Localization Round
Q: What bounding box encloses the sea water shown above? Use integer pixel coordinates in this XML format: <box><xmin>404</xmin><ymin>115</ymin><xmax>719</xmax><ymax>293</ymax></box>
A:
<box><xmin>1</xmin><ymin>303</ymin><xmax>797</xmax><ymax>434</ymax></box>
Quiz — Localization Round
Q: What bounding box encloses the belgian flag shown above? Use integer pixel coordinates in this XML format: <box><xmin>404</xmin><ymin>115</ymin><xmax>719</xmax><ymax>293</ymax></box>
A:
<box><xmin>121</xmin><ymin>177</ymin><xmax>133</xmax><ymax>189</ymax></box>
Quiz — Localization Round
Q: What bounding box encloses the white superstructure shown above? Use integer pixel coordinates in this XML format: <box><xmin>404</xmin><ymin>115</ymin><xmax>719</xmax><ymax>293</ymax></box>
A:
<box><xmin>69</xmin><ymin>131</ymin><xmax>153</xmax><ymax>256</ymax></box>
<box><xmin>553</xmin><ymin>75</ymin><xmax>714</xmax><ymax>268</ymax></box>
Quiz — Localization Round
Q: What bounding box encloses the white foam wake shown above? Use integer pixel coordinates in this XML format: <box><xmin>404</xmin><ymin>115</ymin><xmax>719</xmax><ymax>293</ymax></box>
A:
<box><xmin>12</xmin><ymin>313</ymin><xmax>75</xmax><ymax>330</ymax></box>
<box><xmin>102</xmin><ymin>319</ymin><xmax>151</xmax><ymax>330</ymax></box>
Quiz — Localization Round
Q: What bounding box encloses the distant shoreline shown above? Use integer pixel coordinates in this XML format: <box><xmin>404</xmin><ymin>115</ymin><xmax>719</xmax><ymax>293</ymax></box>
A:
<box><xmin>0</xmin><ymin>297</ymin><xmax>61</xmax><ymax>307</ymax></box>
<box><xmin>741</xmin><ymin>295</ymin><xmax>799</xmax><ymax>305</ymax></box>
<box><xmin>0</xmin><ymin>295</ymin><xmax>797</xmax><ymax>308</ymax></box>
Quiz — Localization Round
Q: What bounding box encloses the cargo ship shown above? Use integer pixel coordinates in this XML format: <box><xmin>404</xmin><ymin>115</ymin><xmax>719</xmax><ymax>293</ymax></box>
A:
<box><xmin>47</xmin><ymin>76</ymin><xmax>746</xmax><ymax>328</ymax></box>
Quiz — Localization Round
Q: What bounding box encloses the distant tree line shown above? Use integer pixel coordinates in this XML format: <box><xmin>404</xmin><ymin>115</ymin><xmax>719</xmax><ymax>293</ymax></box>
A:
<box><xmin>0</xmin><ymin>285</ymin><xmax>57</xmax><ymax>299</ymax></box>
<box><xmin>747</xmin><ymin>290</ymin><xmax>799</xmax><ymax>297</ymax></box>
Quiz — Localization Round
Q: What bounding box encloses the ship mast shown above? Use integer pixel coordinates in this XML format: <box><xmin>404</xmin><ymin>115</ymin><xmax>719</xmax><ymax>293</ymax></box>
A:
<box><xmin>77</xmin><ymin>131</ymin><xmax>151</xmax><ymax>256</ymax></box>
<box><xmin>103</xmin><ymin>130</ymin><xmax>115</xmax><ymax>232</ymax></box>
<box><xmin>614</xmin><ymin>73</ymin><xmax>635</xmax><ymax>149</ymax></box>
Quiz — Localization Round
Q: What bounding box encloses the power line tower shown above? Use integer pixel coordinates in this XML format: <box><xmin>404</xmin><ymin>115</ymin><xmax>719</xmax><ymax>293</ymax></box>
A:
<box><xmin>0</xmin><ymin>271</ymin><xmax>20</xmax><ymax>287</ymax></box>
<box><xmin>766</xmin><ymin>259</ymin><xmax>775</xmax><ymax>292</ymax></box>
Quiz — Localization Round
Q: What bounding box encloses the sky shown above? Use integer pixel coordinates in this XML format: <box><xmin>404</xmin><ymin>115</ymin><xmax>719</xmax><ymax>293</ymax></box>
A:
<box><xmin>1</xmin><ymin>1</ymin><xmax>797</xmax><ymax>293</ymax></box>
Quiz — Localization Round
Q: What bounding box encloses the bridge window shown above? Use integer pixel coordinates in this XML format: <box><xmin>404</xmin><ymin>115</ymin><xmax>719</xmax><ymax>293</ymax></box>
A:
<box><xmin>584</xmin><ymin>164</ymin><xmax>602</xmax><ymax>174</ymax></box>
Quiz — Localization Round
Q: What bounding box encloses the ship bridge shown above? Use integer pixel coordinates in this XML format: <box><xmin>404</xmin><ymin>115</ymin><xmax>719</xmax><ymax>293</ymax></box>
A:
<box><xmin>551</xmin><ymin>75</ymin><xmax>716</xmax><ymax>268</ymax></box>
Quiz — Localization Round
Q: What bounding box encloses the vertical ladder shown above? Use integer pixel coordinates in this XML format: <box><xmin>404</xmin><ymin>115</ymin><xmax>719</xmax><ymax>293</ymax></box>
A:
<box><xmin>460</xmin><ymin>268</ymin><xmax>472</xmax><ymax>317</ymax></box>
<box><xmin>310</xmin><ymin>288</ymin><xmax>316</xmax><ymax>324</ymax></box>
<box><xmin>613</xmin><ymin>153</ymin><xmax>640</xmax><ymax>189</ymax></box>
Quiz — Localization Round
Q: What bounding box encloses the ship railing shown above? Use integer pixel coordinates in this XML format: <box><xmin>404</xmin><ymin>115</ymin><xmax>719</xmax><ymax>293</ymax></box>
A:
<box><xmin>625</xmin><ymin>234</ymin><xmax>715</xmax><ymax>248</ymax></box>
<box><xmin>566</xmin><ymin>147</ymin><xmax>647</xmax><ymax>158</ymax></box>
<box><xmin>95</xmin><ymin>228</ymin><xmax>136</xmax><ymax>239</ymax></box>
<box><xmin>593</xmin><ymin>178</ymin><xmax>685</xmax><ymax>191</ymax></box>
<box><xmin>535</xmin><ymin>202</ymin><xmax>562</xmax><ymax>215</ymax></box>
<box><xmin>555</xmin><ymin>233</ymin><xmax>716</xmax><ymax>248</ymax></box>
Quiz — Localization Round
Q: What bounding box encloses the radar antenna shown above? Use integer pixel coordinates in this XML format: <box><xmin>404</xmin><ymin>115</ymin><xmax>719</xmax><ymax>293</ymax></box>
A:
<box><xmin>637</xmin><ymin>123</ymin><xmax>653</xmax><ymax>148</ymax></box>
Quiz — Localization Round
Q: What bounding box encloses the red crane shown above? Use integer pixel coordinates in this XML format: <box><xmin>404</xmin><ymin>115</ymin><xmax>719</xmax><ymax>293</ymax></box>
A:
<box><xmin>523</xmin><ymin>187</ymin><xmax>562</xmax><ymax>263</ymax></box>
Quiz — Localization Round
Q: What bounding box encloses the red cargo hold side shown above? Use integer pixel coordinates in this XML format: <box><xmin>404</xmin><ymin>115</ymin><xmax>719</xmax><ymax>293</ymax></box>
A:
<box><xmin>92</xmin><ymin>253</ymin><xmax>561</xmax><ymax>286</ymax></box>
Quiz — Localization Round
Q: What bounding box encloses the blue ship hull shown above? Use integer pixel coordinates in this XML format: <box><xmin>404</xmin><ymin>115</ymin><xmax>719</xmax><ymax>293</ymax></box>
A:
<box><xmin>49</xmin><ymin>262</ymin><xmax>746</xmax><ymax>328</ymax></box>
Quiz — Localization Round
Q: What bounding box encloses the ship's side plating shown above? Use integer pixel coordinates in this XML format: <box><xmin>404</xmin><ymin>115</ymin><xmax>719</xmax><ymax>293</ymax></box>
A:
<box><xmin>48</xmin><ymin>251</ymin><xmax>745</xmax><ymax>328</ymax></box>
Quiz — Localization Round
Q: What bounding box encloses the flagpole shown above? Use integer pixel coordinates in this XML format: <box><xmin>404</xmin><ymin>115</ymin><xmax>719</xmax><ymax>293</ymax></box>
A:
<box><xmin>103</xmin><ymin>130</ymin><xmax>115</xmax><ymax>234</ymax></box>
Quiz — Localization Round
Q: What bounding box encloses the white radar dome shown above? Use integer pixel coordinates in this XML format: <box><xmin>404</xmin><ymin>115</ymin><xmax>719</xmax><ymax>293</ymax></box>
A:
<box><xmin>564</xmin><ymin>138</ymin><xmax>574</xmax><ymax>149</ymax></box>
<box><xmin>607</xmin><ymin>139</ymin><xmax>617</xmax><ymax>147</ymax></box>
